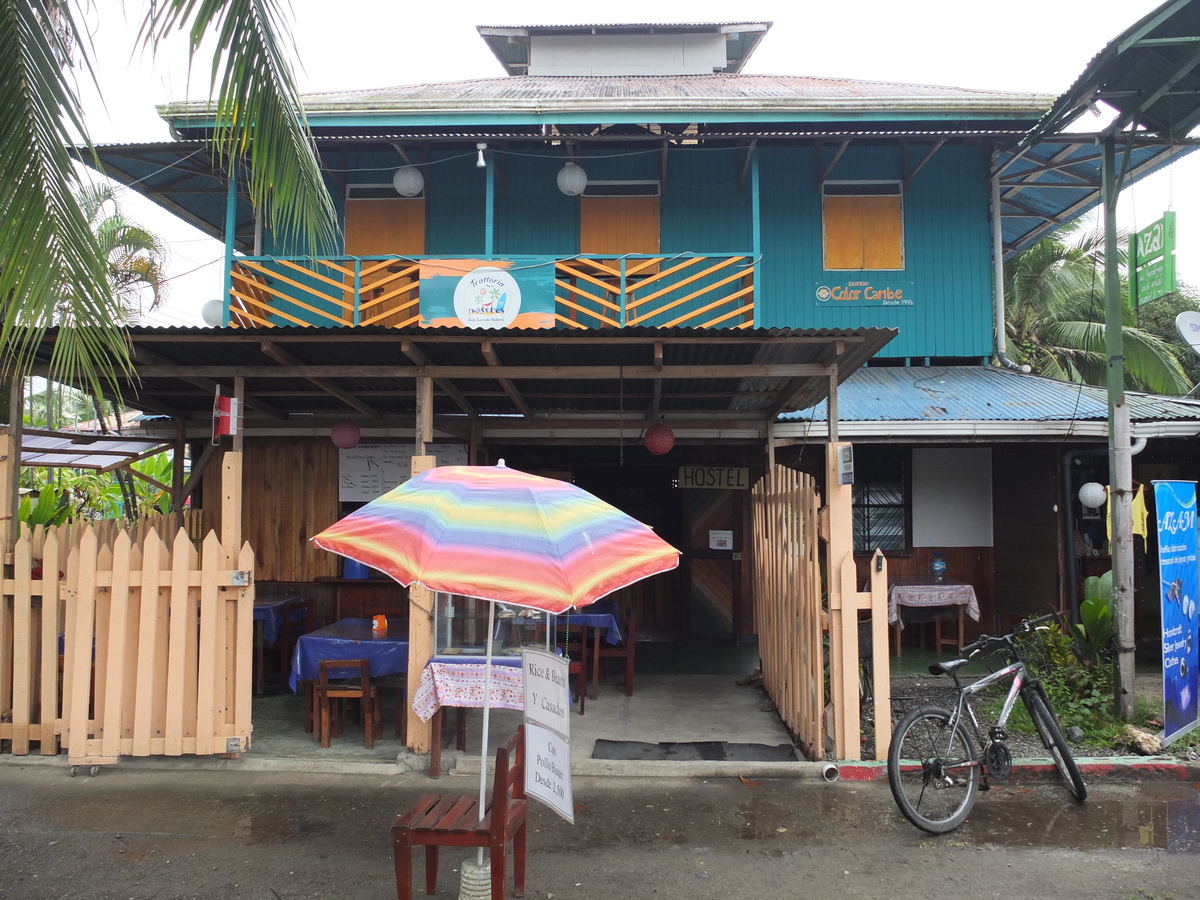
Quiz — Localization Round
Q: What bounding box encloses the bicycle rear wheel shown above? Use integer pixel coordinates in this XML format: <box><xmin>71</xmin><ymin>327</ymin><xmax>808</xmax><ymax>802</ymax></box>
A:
<box><xmin>887</xmin><ymin>704</ymin><xmax>980</xmax><ymax>833</ymax></box>
<box><xmin>1022</xmin><ymin>686</ymin><xmax>1087</xmax><ymax>801</ymax></box>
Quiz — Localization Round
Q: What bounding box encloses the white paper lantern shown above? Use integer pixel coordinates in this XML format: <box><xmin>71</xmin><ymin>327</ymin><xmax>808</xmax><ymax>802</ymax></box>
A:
<box><xmin>1078</xmin><ymin>482</ymin><xmax>1107</xmax><ymax>509</ymax></box>
<box><xmin>556</xmin><ymin>162</ymin><xmax>588</xmax><ymax>196</ymax></box>
<box><xmin>392</xmin><ymin>166</ymin><xmax>424</xmax><ymax>197</ymax></box>
<box><xmin>200</xmin><ymin>299</ymin><xmax>224</xmax><ymax>327</ymax></box>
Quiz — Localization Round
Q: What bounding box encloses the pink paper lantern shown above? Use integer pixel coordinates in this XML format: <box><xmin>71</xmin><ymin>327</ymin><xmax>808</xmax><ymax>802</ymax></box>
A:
<box><xmin>644</xmin><ymin>423</ymin><xmax>675</xmax><ymax>455</ymax></box>
<box><xmin>331</xmin><ymin>420</ymin><xmax>361</xmax><ymax>449</ymax></box>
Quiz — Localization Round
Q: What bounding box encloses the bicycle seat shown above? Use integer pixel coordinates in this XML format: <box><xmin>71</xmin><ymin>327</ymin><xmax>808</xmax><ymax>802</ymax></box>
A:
<box><xmin>929</xmin><ymin>659</ymin><xmax>970</xmax><ymax>676</ymax></box>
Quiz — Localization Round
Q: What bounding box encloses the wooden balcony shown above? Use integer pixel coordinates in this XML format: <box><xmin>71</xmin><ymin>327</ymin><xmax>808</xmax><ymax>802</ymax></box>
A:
<box><xmin>225</xmin><ymin>254</ymin><xmax>755</xmax><ymax>330</ymax></box>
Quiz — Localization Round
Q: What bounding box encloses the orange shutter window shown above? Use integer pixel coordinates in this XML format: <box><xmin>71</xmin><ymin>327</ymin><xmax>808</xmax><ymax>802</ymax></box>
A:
<box><xmin>580</xmin><ymin>197</ymin><xmax>661</xmax><ymax>254</ymax></box>
<box><xmin>823</xmin><ymin>192</ymin><xmax>903</xmax><ymax>270</ymax></box>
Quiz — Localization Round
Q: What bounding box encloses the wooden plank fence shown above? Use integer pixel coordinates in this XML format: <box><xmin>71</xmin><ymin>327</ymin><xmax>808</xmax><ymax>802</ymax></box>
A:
<box><xmin>0</xmin><ymin>522</ymin><xmax>254</xmax><ymax>766</ymax></box>
<box><xmin>751</xmin><ymin>465</ymin><xmax>825</xmax><ymax>759</ymax></box>
<box><xmin>751</xmin><ymin>462</ymin><xmax>891</xmax><ymax>762</ymax></box>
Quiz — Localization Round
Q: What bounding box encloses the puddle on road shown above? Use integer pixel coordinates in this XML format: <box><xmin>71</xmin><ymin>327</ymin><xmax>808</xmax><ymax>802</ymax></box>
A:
<box><xmin>962</xmin><ymin>790</ymin><xmax>1200</xmax><ymax>853</ymax></box>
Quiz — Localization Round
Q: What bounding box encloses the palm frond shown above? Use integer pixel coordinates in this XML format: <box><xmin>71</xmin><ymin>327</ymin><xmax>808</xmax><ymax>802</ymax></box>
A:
<box><xmin>0</xmin><ymin>0</ymin><xmax>131</xmax><ymax>397</ymax></box>
<box><xmin>143</xmin><ymin>0</ymin><xmax>338</xmax><ymax>254</ymax></box>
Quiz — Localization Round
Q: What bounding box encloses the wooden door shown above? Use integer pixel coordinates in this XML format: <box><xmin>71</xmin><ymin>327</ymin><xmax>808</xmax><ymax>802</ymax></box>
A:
<box><xmin>580</xmin><ymin>197</ymin><xmax>660</xmax><ymax>255</ymax></box>
<box><xmin>344</xmin><ymin>198</ymin><xmax>425</xmax><ymax>326</ymax></box>
<box><xmin>682</xmin><ymin>488</ymin><xmax>740</xmax><ymax>640</ymax></box>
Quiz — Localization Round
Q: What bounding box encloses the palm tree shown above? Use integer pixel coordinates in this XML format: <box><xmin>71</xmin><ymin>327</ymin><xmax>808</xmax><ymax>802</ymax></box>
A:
<box><xmin>1004</xmin><ymin>223</ymin><xmax>1190</xmax><ymax>395</ymax></box>
<box><xmin>0</xmin><ymin>0</ymin><xmax>337</xmax><ymax>405</ymax></box>
<box><xmin>74</xmin><ymin>185</ymin><xmax>169</xmax><ymax>324</ymax></box>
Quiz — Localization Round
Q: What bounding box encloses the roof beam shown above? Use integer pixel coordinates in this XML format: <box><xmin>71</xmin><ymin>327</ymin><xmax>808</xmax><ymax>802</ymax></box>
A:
<box><xmin>130</xmin><ymin>343</ymin><xmax>286</xmax><ymax>419</ymax></box>
<box><xmin>903</xmin><ymin>140</ymin><xmax>945</xmax><ymax>188</ymax></box>
<box><xmin>400</xmin><ymin>339</ymin><xmax>477</xmax><ymax>415</ymax></box>
<box><xmin>819</xmin><ymin>140</ymin><xmax>850</xmax><ymax>185</ymax></box>
<box><xmin>480</xmin><ymin>341</ymin><xmax>533</xmax><ymax>417</ymax></box>
<box><xmin>116</xmin><ymin>363</ymin><xmax>835</xmax><ymax>380</ymax></box>
<box><xmin>1118</xmin><ymin>0</ymin><xmax>1192</xmax><ymax>54</ymax></box>
<box><xmin>1103</xmin><ymin>42</ymin><xmax>1200</xmax><ymax>138</ymax></box>
<box><xmin>259</xmin><ymin>340</ymin><xmax>381</xmax><ymax>418</ymax></box>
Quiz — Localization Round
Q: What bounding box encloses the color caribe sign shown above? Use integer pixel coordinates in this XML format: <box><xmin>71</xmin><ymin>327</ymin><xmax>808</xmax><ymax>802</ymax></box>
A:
<box><xmin>1132</xmin><ymin>212</ymin><xmax>1177</xmax><ymax>306</ymax></box>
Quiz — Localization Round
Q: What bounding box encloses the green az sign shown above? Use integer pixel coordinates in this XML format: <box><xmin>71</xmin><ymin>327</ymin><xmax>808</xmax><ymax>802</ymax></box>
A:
<box><xmin>1132</xmin><ymin>212</ymin><xmax>1177</xmax><ymax>306</ymax></box>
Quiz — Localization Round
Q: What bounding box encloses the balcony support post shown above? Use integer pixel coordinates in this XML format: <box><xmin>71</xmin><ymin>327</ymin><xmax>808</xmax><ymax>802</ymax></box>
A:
<box><xmin>222</xmin><ymin>167</ymin><xmax>238</xmax><ymax>327</ymax></box>
<box><xmin>484</xmin><ymin>153</ymin><xmax>495</xmax><ymax>255</ymax></box>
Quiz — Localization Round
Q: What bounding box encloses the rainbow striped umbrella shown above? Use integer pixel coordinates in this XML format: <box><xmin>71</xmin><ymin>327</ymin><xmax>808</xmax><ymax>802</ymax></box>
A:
<box><xmin>312</xmin><ymin>461</ymin><xmax>679</xmax><ymax>614</ymax></box>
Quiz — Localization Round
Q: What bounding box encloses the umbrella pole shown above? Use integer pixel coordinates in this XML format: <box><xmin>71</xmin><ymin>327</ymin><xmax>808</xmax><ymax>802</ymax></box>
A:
<box><xmin>476</xmin><ymin>600</ymin><xmax>497</xmax><ymax>866</ymax></box>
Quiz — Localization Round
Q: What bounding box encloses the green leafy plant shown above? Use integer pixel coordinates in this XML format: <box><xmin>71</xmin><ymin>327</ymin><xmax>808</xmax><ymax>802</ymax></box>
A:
<box><xmin>1074</xmin><ymin>570</ymin><xmax>1115</xmax><ymax>666</ymax></box>
<box><xmin>18</xmin><ymin>485</ymin><xmax>71</xmax><ymax>528</ymax></box>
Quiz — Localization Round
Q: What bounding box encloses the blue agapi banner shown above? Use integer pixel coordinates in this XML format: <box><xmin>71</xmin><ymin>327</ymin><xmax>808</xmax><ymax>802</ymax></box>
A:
<box><xmin>1153</xmin><ymin>480</ymin><xmax>1200</xmax><ymax>743</ymax></box>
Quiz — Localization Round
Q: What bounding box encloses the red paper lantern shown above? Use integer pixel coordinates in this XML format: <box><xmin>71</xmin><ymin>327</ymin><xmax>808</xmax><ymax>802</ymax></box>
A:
<box><xmin>644</xmin><ymin>423</ymin><xmax>675</xmax><ymax>455</ymax></box>
<box><xmin>331</xmin><ymin>420</ymin><xmax>361</xmax><ymax>449</ymax></box>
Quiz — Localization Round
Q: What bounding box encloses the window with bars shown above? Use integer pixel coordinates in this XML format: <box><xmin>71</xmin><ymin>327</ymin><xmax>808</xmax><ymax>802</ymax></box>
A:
<box><xmin>852</xmin><ymin>452</ymin><xmax>910</xmax><ymax>553</ymax></box>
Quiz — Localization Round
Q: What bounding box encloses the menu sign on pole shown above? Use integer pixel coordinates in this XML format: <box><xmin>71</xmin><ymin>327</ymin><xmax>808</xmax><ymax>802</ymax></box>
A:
<box><xmin>338</xmin><ymin>443</ymin><xmax>467</xmax><ymax>501</ymax></box>
<box><xmin>521</xmin><ymin>648</ymin><xmax>574</xmax><ymax>823</ymax></box>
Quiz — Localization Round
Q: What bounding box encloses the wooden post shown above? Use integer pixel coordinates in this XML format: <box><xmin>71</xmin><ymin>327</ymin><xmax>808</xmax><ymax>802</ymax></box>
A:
<box><xmin>406</xmin><ymin>453</ymin><xmax>437</xmax><ymax>752</ymax></box>
<box><xmin>825</xmin><ymin>440</ymin><xmax>859</xmax><ymax>759</ymax></box>
<box><xmin>220</xmin><ymin>377</ymin><xmax>245</xmax><ymax>565</ymax></box>
<box><xmin>1</xmin><ymin>377</ymin><xmax>24</xmax><ymax>559</ymax></box>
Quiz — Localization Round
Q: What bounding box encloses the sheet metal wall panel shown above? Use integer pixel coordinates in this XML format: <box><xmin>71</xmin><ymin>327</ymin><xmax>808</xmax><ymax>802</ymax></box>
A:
<box><xmin>425</xmin><ymin>152</ymin><xmax>486</xmax><ymax>255</ymax></box>
<box><xmin>661</xmin><ymin>150</ymin><xmax>753</xmax><ymax>253</ymax></box>
<box><xmin>497</xmin><ymin>154</ymin><xmax>578</xmax><ymax>255</ymax></box>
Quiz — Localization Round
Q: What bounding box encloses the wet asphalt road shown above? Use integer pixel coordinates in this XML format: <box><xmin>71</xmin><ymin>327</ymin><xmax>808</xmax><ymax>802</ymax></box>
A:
<box><xmin>1</xmin><ymin>764</ymin><xmax>1198</xmax><ymax>900</ymax></box>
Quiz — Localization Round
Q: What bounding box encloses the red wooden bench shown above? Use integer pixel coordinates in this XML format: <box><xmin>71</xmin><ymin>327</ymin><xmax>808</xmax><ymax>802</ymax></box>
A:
<box><xmin>392</xmin><ymin>725</ymin><xmax>528</xmax><ymax>900</ymax></box>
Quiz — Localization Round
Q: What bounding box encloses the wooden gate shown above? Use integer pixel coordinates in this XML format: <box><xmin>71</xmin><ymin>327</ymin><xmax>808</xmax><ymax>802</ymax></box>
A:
<box><xmin>0</xmin><ymin>522</ymin><xmax>255</xmax><ymax>766</ymax></box>
<box><xmin>750</xmin><ymin>465</ymin><xmax>825</xmax><ymax>759</ymax></box>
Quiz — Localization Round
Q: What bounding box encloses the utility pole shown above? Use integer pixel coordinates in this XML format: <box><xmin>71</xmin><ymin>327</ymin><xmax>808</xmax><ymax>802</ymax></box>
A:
<box><xmin>1101</xmin><ymin>135</ymin><xmax>1137</xmax><ymax>720</ymax></box>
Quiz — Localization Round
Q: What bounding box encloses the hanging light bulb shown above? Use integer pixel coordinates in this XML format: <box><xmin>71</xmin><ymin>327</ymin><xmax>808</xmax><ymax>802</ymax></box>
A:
<box><xmin>476</xmin><ymin>143</ymin><xmax>487</xmax><ymax>168</ymax></box>
<box><xmin>556</xmin><ymin>161</ymin><xmax>588</xmax><ymax>196</ymax></box>
<box><xmin>392</xmin><ymin>166</ymin><xmax>424</xmax><ymax>197</ymax></box>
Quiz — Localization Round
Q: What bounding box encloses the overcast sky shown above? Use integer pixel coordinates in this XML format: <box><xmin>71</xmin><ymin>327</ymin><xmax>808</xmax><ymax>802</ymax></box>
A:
<box><xmin>78</xmin><ymin>0</ymin><xmax>1198</xmax><ymax>326</ymax></box>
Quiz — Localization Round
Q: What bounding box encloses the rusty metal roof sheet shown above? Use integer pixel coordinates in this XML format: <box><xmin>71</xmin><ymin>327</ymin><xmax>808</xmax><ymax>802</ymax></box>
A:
<box><xmin>161</xmin><ymin>75</ymin><xmax>1052</xmax><ymax>120</ymax></box>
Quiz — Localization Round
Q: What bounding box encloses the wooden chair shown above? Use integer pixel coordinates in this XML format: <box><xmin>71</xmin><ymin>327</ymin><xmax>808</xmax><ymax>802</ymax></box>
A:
<box><xmin>315</xmin><ymin>659</ymin><xmax>383</xmax><ymax>749</ymax></box>
<box><xmin>277</xmin><ymin>598</ymin><xmax>311</xmax><ymax>686</ymax></box>
<box><xmin>555</xmin><ymin>621</ymin><xmax>588</xmax><ymax>715</ymax></box>
<box><xmin>392</xmin><ymin>725</ymin><xmax>528</xmax><ymax>900</ymax></box>
<box><xmin>595</xmin><ymin>607</ymin><xmax>637</xmax><ymax>697</ymax></box>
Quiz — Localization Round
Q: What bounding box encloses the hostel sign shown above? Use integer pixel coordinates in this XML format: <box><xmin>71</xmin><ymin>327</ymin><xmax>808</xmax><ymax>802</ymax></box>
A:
<box><xmin>1132</xmin><ymin>212</ymin><xmax>1177</xmax><ymax>306</ymax></box>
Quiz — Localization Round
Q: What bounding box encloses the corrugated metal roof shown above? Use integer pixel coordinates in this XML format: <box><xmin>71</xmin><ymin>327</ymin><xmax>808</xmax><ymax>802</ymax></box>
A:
<box><xmin>1028</xmin><ymin>0</ymin><xmax>1200</xmax><ymax>144</ymax></box>
<box><xmin>32</xmin><ymin>325</ymin><xmax>895</xmax><ymax>428</ymax></box>
<box><xmin>161</xmin><ymin>75</ymin><xmax>1052</xmax><ymax>120</ymax></box>
<box><xmin>783</xmin><ymin>365</ymin><xmax>1200</xmax><ymax>423</ymax></box>
<box><xmin>20</xmin><ymin>429</ymin><xmax>173</xmax><ymax>471</ymax></box>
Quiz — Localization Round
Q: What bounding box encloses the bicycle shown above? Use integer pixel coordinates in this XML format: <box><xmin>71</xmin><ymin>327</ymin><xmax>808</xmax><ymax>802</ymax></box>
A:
<box><xmin>886</xmin><ymin>614</ymin><xmax>1087</xmax><ymax>833</ymax></box>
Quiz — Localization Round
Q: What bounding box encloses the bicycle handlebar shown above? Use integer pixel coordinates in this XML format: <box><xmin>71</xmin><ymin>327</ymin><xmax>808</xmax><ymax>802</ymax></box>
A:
<box><xmin>961</xmin><ymin>613</ymin><xmax>1056</xmax><ymax>658</ymax></box>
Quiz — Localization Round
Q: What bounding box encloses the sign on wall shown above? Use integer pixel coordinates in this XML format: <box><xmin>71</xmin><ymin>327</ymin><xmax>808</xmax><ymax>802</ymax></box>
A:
<box><xmin>678</xmin><ymin>466</ymin><xmax>749</xmax><ymax>490</ymax></box>
<box><xmin>420</xmin><ymin>259</ymin><xmax>556</xmax><ymax>329</ymax></box>
<box><xmin>814</xmin><ymin>278</ymin><xmax>914</xmax><ymax>308</ymax></box>
<box><xmin>1153</xmin><ymin>480</ymin><xmax>1200</xmax><ymax>744</ymax></box>
<box><xmin>338</xmin><ymin>443</ymin><xmax>468</xmax><ymax>501</ymax></box>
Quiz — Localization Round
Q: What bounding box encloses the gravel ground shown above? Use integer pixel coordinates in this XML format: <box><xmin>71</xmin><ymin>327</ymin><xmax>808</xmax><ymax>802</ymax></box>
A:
<box><xmin>854</xmin><ymin>672</ymin><xmax>1200</xmax><ymax>762</ymax></box>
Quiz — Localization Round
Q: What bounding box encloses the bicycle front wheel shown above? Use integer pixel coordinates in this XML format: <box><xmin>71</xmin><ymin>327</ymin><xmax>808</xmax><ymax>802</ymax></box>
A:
<box><xmin>1022</xmin><ymin>687</ymin><xmax>1087</xmax><ymax>801</ymax></box>
<box><xmin>887</xmin><ymin>704</ymin><xmax>980</xmax><ymax>833</ymax></box>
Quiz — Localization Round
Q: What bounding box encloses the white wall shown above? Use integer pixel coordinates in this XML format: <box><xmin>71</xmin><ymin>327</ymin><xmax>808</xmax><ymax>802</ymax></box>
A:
<box><xmin>528</xmin><ymin>34</ymin><xmax>728</xmax><ymax>76</ymax></box>
<box><xmin>912</xmin><ymin>448</ymin><xmax>994</xmax><ymax>548</ymax></box>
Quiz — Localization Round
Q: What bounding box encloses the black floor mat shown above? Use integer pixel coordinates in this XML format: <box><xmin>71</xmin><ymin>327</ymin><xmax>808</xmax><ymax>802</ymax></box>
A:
<box><xmin>592</xmin><ymin>739</ymin><xmax>798</xmax><ymax>761</ymax></box>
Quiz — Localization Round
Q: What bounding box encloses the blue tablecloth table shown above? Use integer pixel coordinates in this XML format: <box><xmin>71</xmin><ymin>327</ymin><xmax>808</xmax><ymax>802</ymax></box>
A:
<box><xmin>289</xmin><ymin>618</ymin><xmax>409</xmax><ymax>692</ymax></box>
